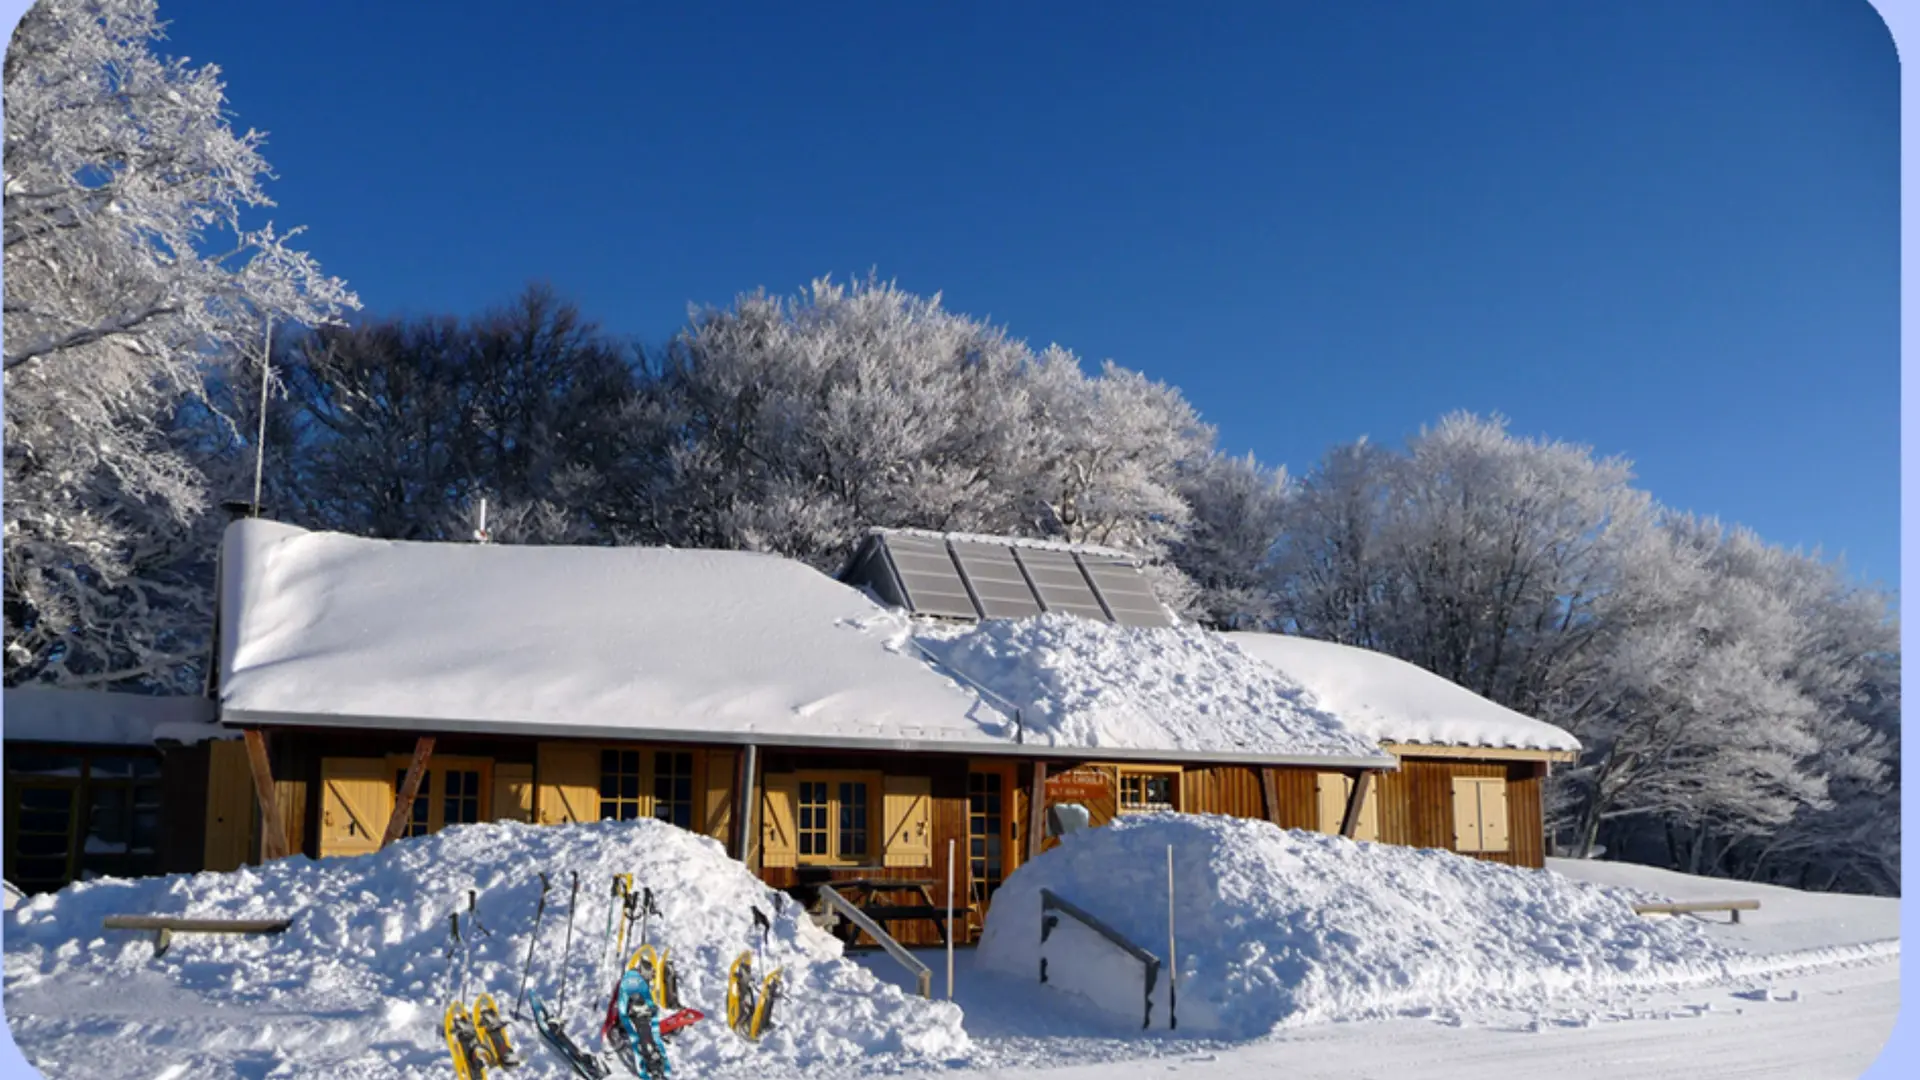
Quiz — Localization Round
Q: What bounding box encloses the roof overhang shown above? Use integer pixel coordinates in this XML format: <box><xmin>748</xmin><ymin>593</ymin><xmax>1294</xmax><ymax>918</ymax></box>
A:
<box><xmin>1382</xmin><ymin>741</ymin><xmax>1577</xmax><ymax>764</ymax></box>
<box><xmin>219</xmin><ymin>707</ymin><xmax>1399</xmax><ymax>772</ymax></box>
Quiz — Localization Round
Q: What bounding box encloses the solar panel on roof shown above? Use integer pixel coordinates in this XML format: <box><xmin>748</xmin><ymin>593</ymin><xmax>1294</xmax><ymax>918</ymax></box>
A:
<box><xmin>1079</xmin><ymin>556</ymin><xmax>1176</xmax><ymax>627</ymax></box>
<box><xmin>949</xmin><ymin>541</ymin><xmax>1045</xmax><ymax>619</ymax></box>
<box><xmin>1012</xmin><ymin>547</ymin><xmax>1112</xmax><ymax>621</ymax></box>
<box><xmin>882</xmin><ymin>534</ymin><xmax>980</xmax><ymax>619</ymax></box>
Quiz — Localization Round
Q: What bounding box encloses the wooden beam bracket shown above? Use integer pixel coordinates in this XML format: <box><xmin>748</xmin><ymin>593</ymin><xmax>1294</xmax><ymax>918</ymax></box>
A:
<box><xmin>1338</xmin><ymin>769</ymin><xmax>1376</xmax><ymax>840</ymax></box>
<box><xmin>241</xmin><ymin>729</ymin><xmax>288</xmax><ymax>862</ymax></box>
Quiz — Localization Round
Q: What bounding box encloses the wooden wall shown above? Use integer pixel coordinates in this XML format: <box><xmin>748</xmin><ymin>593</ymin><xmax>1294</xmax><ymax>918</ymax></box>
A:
<box><xmin>1374</xmin><ymin>757</ymin><xmax>1546</xmax><ymax>869</ymax></box>
<box><xmin>757</xmin><ymin>750</ymin><xmax>971</xmax><ymax>947</ymax></box>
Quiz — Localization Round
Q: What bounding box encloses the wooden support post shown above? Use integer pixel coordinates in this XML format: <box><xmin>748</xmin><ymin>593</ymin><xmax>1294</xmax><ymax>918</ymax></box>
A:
<box><xmin>733</xmin><ymin>743</ymin><xmax>760</xmax><ymax>865</ymax></box>
<box><xmin>1260</xmin><ymin>767</ymin><xmax>1285</xmax><ymax>827</ymax></box>
<box><xmin>1338</xmin><ymin>769</ymin><xmax>1375</xmax><ymax>839</ymax></box>
<box><xmin>1028</xmin><ymin>760</ymin><xmax>1048</xmax><ymax>861</ymax></box>
<box><xmin>241</xmin><ymin>729</ymin><xmax>288</xmax><ymax>862</ymax></box>
<box><xmin>380</xmin><ymin>736</ymin><xmax>436</xmax><ymax>848</ymax></box>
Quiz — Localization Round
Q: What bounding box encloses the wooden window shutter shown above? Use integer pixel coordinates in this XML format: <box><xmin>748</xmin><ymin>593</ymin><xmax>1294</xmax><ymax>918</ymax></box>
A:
<box><xmin>536</xmin><ymin>743</ymin><xmax>601</xmax><ymax>826</ymax></box>
<box><xmin>1478</xmin><ymin>779</ymin><xmax>1511</xmax><ymax>853</ymax></box>
<box><xmin>1314</xmin><ymin>773</ymin><xmax>1347</xmax><ymax>835</ymax></box>
<box><xmin>881</xmin><ymin>775</ymin><xmax>933</xmax><ymax>868</ymax></box>
<box><xmin>761</xmin><ymin>773</ymin><xmax>798</xmax><ymax>868</ymax></box>
<box><xmin>492</xmin><ymin>763</ymin><xmax>534</xmax><ymax>823</ymax></box>
<box><xmin>1451</xmin><ymin>776</ymin><xmax>1483</xmax><ymax>852</ymax></box>
<box><xmin>703</xmin><ymin>750</ymin><xmax>737</xmax><ymax>843</ymax></box>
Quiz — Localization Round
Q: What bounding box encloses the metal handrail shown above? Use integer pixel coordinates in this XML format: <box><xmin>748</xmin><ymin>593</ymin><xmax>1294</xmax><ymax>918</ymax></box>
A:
<box><xmin>1038</xmin><ymin>888</ymin><xmax>1163</xmax><ymax>1029</ymax></box>
<box><xmin>817</xmin><ymin>886</ymin><xmax>933</xmax><ymax>999</ymax></box>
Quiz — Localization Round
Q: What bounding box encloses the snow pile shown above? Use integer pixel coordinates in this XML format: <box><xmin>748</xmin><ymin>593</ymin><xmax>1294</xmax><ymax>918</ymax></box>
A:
<box><xmin>911</xmin><ymin>614</ymin><xmax>1389</xmax><ymax>762</ymax></box>
<box><xmin>978</xmin><ymin>814</ymin><xmax>1750</xmax><ymax>1037</ymax></box>
<box><xmin>5</xmin><ymin>818</ymin><xmax>968</xmax><ymax>1078</ymax></box>
<box><xmin>1224</xmin><ymin>632</ymin><xmax>1581</xmax><ymax>753</ymax></box>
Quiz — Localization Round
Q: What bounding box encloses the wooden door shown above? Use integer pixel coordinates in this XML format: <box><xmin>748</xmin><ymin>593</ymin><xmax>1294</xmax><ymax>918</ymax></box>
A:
<box><xmin>320</xmin><ymin>758</ymin><xmax>393</xmax><ymax>858</ymax></box>
<box><xmin>386</xmin><ymin>754</ymin><xmax>492</xmax><ymax>837</ymax></box>
<box><xmin>203</xmin><ymin>740</ymin><xmax>256</xmax><ymax>871</ymax></box>
<box><xmin>966</xmin><ymin>761</ymin><xmax>1020</xmax><ymax>932</ymax></box>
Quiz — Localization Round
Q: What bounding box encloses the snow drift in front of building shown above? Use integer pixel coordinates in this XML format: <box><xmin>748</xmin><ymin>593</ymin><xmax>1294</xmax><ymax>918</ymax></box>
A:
<box><xmin>3</xmin><ymin>818</ymin><xmax>969</xmax><ymax>1076</ymax></box>
<box><xmin>977</xmin><ymin>814</ymin><xmax>1750</xmax><ymax>1038</ymax></box>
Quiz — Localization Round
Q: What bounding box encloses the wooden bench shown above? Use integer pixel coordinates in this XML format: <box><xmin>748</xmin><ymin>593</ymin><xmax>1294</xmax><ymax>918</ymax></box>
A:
<box><xmin>103</xmin><ymin>915</ymin><xmax>292</xmax><ymax>958</ymax></box>
<box><xmin>1631</xmin><ymin>900</ymin><xmax>1761</xmax><ymax>924</ymax></box>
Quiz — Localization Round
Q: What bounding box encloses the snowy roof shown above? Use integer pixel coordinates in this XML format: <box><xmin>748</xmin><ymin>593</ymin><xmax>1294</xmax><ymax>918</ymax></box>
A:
<box><xmin>841</xmin><ymin>528</ymin><xmax>1178</xmax><ymax>628</ymax></box>
<box><xmin>1221</xmin><ymin>633</ymin><xmax>1581</xmax><ymax>756</ymax></box>
<box><xmin>1</xmin><ymin>686</ymin><xmax>226</xmax><ymax>746</ymax></box>
<box><xmin>216</xmin><ymin>521</ymin><xmax>1387</xmax><ymax>766</ymax></box>
<box><xmin>913</xmin><ymin>615</ymin><xmax>1392</xmax><ymax>763</ymax></box>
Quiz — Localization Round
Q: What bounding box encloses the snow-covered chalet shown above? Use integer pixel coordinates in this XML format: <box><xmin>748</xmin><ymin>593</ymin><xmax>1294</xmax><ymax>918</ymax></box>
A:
<box><xmin>2</xmin><ymin>520</ymin><xmax>1580</xmax><ymax>946</ymax></box>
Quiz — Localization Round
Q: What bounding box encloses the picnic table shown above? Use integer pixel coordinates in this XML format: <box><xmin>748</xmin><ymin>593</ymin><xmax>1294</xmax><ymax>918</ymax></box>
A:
<box><xmin>791</xmin><ymin>871</ymin><xmax>967</xmax><ymax>946</ymax></box>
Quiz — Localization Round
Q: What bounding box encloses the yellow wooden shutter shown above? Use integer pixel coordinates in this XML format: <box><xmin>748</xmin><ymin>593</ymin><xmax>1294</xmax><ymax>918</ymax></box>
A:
<box><xmin>882</xmin><ymin>775</ymin><xmax>933</xmax><ymax>868</ymax></box>
<box><xmin>1315</xmin><ymin>773</ymin><xmax>1347</xmax><ymax>835</ymax></box>
<box><xmin>761</xmin><ymin>773</ymin><xmax>798</xmax><ymax>868</ymax></box>
<box><xmin>319</xmin><ymin>758</ymin><xmax>393</xmax><ymax>858</ymax></box>
<box><xmin>492</xmin><ymin>763</ymin><xmax>534</xmax><ymax>823</ymax></box>
<box><xmin>202</xmin><ymin>739</ymin><xmax>257</xmax><ymax>872</ymax></box>
<box><xmin>536</xmin><ymin>743</ymin><xmax>601</xmax><ymax>825</ymax></box>
<box><xmin>1478</xmin><ymin>779</ymin><xmax>1510</xmax><ymax>853</ymax></box>
<box><xmin>1451</xmin><ymin>776</ymin><xmax>1484</xmax><ymax>852</ymax></box>
<box><xmin>703</xmin><ymin>751</ymin><xmax>737</xmax><ymax>843</ymax></box>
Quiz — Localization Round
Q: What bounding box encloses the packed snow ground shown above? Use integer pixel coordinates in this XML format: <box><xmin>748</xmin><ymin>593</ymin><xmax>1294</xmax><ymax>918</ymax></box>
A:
<box><xmin>905</xmin><ymin>614</ymin><xmax>1387</xmax><ymax>762</ymax></box>
<box><xmin>3</xmin><ymin>819</ymin><xmax>967</xmax><ymax>1079</ymax></box>
<box><xmin>2</xmin><ymin>815</ymin><xmax>1898</xmax><ymax>1080</ymax></box>
<box><xmin>973</xmin><ymin>814</ymin><xmax>1884</xmax><ymax>1037</ymax></box>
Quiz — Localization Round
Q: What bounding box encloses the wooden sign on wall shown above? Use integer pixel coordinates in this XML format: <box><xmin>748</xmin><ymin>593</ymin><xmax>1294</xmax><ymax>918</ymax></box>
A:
<box><xmin>1045</xmin><ymin>766</ymin><xmax>1112</xmax><ymax>803</ymax></box>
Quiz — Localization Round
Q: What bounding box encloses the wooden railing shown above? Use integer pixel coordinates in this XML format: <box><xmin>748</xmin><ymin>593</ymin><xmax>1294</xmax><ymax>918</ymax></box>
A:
<box><xmin>817</xmin><ymin>886</ymin><xmax>933</xmax><ymax>998</ymax></box>
<box><xmin>1038</xmin><ymin>888</ymin><xmax>1164</xmax><ymax>1029</ymax></box>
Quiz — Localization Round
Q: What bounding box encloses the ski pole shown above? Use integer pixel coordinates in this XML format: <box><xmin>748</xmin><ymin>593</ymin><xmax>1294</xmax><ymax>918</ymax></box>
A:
<box><xmin>556</xmin><ymin>871</ymin><xmax>581</xmax><ymax>1016</ymax></box>
<box><xmin>513</xmin><ymin>873</ymin><xmax>552</xmax><ymax>1020</ymax></box>
<box><xmin>639</xmin><ymin>887</ymin><xmax>657</xmax><ymax>947</ymax></box>
<box><xmin>468</xmin><ymin>888</ymin><xmax>492</xmax><ymax>938</ymax></box>
<box><xmin>443</xmin><ymin>912</ymin><xmax>463</xmax><ymax>1003</ymax></box>
<box><xmin>752</xmin><ymin>906</ymin><xmax>770</xmax><ymax>951</ymax></box>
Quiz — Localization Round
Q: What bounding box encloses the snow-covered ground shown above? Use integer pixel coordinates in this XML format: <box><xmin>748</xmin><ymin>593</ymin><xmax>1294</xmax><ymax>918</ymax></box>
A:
<box><xmin>2</xmin><ymin>816</ymin><xmax>1899</xmax><ymax>1080</ymax></box>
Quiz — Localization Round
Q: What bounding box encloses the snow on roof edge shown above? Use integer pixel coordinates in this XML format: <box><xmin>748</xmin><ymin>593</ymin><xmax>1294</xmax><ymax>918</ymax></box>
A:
<box><xmin>864</xmin><ymin>526</ymin><xmax>1142</xmax><ymax>561</ymax></box>
<box><xmin>219</xmin><ymin>706</ymin><xmax>1399</xmax><ymax>770</ymax></box>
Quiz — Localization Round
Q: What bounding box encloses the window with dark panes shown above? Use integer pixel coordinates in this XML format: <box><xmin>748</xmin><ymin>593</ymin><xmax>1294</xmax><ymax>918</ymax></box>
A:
<box><xmin>837</xmin><ymin>781</ymin><xmax>870</xmax><ymax>857</ymax></box>
<box><xmin>394</xmin><ymin>769</ymin><xmax>433</xmax><ymax>837</ymax></box>
<box><xmin>443</xmin><ymin>769</ymin><xmax>483</xmax><ymax>826</ymax></box>
<box><xmin>797</xmin><ymin>780</ymin><xmax>830</xmax><ymax>857</ymax></box>
<box><xmin>5</xmin><ymin>749</ymin><xmax>163</xmax><ymax>894</ymax></box>
<box><xmin>652</xmin><ymin>751</ymin><xmax>694</xmax><ymax>829</ymax></box>
<box><xmin>600</xmin><ymin>749</ymin><xmax>643</xmax><ymax>822</ymax></box>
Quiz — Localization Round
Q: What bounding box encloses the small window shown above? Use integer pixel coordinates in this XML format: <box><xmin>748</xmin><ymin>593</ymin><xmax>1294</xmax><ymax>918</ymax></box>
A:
<box><xmin>600</xmin><ymin>749</ymin><xmax>644</xmax><ymax>822</ymax></box>
<box><xmin>652</xmin><ymin>751</ymin><xmax>695</xmax><ymax>829</ymax></box>
<box><xmin>443</xmin><ymin>769</ymin><xmax>483</xmax><ymax>826</ymax></box>
<box><xmin>1117</xmin><ymin>768</ymin><xmax>1178</xmax><ymax>813</ymax></box>
<box><xmin>394</xmin><ymin>770</ymin><xmax>433</xmax><ymax>838</ymax></box>
<box><xmin>794</xmin><ymin>772</ymin><xmax>880</xmax><ymax>865</ymax></box>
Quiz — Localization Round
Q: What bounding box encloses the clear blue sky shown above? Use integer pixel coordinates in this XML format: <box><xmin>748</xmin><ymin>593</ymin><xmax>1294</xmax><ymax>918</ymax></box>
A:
<box><xmin>149</xmin><ymin>0</ymin><xmax>1898</xmax><ymax>588</ymax></box>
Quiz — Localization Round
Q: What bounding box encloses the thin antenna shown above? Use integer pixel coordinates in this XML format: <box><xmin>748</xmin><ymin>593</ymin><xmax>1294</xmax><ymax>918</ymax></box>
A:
<box><xmin>473</xmin><ymin>497</ymin><xmax>491</xmax><ymax>543</ymax></box>
<box><xmin>251</xmin><ymin>313</ymin><xmax>272</xmax><ymax>517</ymax></box>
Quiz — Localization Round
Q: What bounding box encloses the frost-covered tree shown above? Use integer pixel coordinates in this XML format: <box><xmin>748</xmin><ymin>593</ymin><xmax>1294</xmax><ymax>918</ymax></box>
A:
<box><xmin>1270</xmin><ymin>437</ymin><xmax>1397</xmax><ymax>647</ymax></box>
<box><xmin>642</xmin><ymin>275</ymin><xmax>1215</xmax><ymax>586</ymax></box>
<box><xmin>4</xmin><ymin>0</ymin><xmax>355</xmax><ymax>689</ymax></box>
<box><xmin>1167</xmin><ymin>451</ymin><xmax>1290</xmax><ymax>630</ymax></box>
